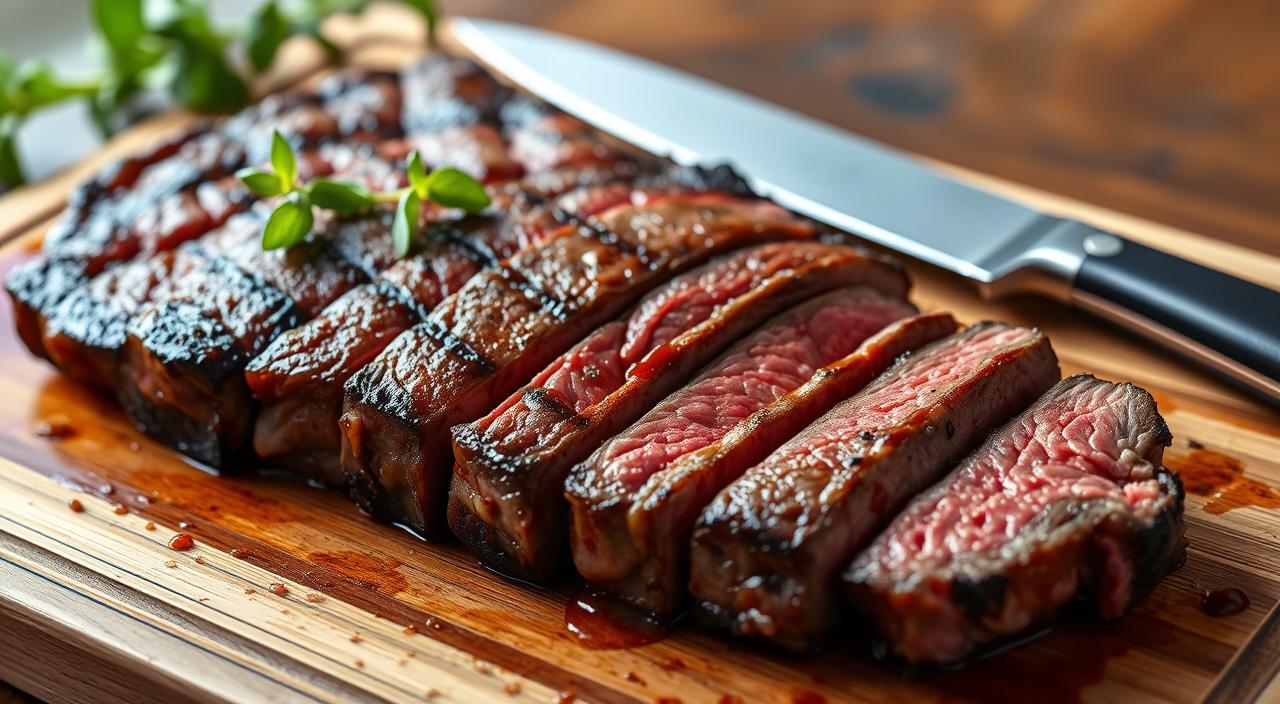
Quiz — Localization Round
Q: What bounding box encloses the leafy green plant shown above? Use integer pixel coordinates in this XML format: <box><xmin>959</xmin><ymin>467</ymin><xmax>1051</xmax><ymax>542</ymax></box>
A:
<box><xmin>237</xmin><ymin>130</ymin><xmax>491</xmax><ymax>255</ymax></box>
<box><xmin>0</xmin><ymin>0</ymin><xmax>437</xmax><ymax>189</ymax></box>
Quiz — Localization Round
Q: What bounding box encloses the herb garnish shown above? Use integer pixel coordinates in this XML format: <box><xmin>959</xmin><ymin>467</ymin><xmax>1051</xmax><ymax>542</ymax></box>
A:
<box><xmin>0</xmin><ymin>0</ymin><xmax>437</xmax><ymax>189</ymax></box>
<box><xmin>236</xmin><ymin>130</ymin><xmax>491</xmax><ymax>255</ymax></box>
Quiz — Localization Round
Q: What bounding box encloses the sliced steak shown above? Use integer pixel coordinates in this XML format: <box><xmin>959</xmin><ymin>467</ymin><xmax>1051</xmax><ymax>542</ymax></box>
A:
<box><xmin>246</xmin><ymin>163</ymin><xmax>639</xmax><ymax>482</ymax></box>
<box><xmin>451</xmin><ymin>242</ymin><xmax>909</xmax><ymax>581</ymax></box>
<box><xmin>340</xmin><ymin>176</ymin><xmax>815</xmax><ymax>533</ymax></box>
<box><xmin>570</xmin><ymin>312</ymin><xmax>958</xmax><ymax>615</ymax></box>
<box><xmin>118</xmin><ymin>207</ymin><xmax>388</xmax><ymax>468</ymax></box>
<box><xmin>844</xmin><ymin>374</ymin><xmax>1184</xmax><ymax>664</ymax></box>
<box><xmin>34</xmin><ymin>140</ymin><xmax>405</xmax><ymax>390</ymax></box>
<box><xmin>6</xmin><ymin>68</ymin><xmax>403</xmax><ymax>361</ymax></box>
<box><xmin>399</xmin><ymin>55</ymin><xmax>512</xmax><ymax>135</ymax></box>
<box><xmin>502</xmin><ymin>96</ymin><xmax>630</xmax><ymax>173</ymax></box>
<box><xmin>688</xmin><ymin>322</ymin><xmax>1061</xmax><ymax>650</ymax></box>
<box><xmin>565</xmin><ymin>289</ymin><xmax>918</xmax><ymax>613</ymax></box>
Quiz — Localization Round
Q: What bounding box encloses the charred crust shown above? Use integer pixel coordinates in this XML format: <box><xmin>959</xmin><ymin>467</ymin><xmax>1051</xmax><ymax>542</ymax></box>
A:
<box><xmin>128</xmin><ymin>301</ymin><xmax>254</xmax><ymax>389</ymax></box>
<box><xmin>951</xmin><ymin>574</ymin><xmax>1009</xmax><ymax>622</ymax></box>
<box><xmin>1136</xmin><ymin>469</ymin><xmax>1188</xmax><ymax>590</ymax></box>
<box><xmin>447</xmin><ymin>490</ymin><xmax>562</xmax><ymax>583</ymax></box>
<box><xmin>418</xmin><ymin>319</ymin><xmax>494</xmax><ymax>373</ymax></box>
<box><xmin>656</xmin><ymin>163</ymin><xmax>757</xmax><ymax>198</ymax></box>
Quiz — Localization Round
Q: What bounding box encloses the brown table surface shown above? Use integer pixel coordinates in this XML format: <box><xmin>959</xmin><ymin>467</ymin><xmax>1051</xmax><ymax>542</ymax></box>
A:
<box><xmin>455</xmin><ymin>0</ymin><xmax>1279</xmax><ymax>257</ymax></box>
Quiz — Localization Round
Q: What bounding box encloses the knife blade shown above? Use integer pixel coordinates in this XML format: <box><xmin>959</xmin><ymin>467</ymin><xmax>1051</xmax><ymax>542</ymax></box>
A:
<box><xmin>452</xmin><ymin>18</ymin><xmax>1280</xmax><ymax>404</ymax></box>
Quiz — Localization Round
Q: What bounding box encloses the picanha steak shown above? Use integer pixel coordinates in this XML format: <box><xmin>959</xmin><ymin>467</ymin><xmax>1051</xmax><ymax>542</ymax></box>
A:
<box><xmin>570</xmin><ymin>311</ymin><xmax>959</xmax><ymax>616</ymax></box>
<box><xmin>688</xmin><ymin>322</ymin><xmax>1061</xmax><ymax>650</ymax></box>
<box><xmin>450</xmin><ymin>240</ymin><xmax>908</xmax><ymax>581</ymax></box>
<box><xmin>6</xmin><ymin>66</ymin><xmax>403</xmax><ymax>364</ymax></box>
<box><xmin>566</xmin><ymin>290</ymin><xmax>928</xmax><ymax>616</ymax></box>
<box><xmin>1</xmin><ymin>45</ymin><xmax>1188</xmax><ymax>664</ymax></box>
<box><xmin>844</xmin><ymin>374</ymin><xmax>1185</xmax><ymax>664</ymax></box>
<box><xmin>246</xmin><ymin>151</ymin><xmax>636</xmax><ymax>482</ymax></box>
<box><xmin>339</xmin><ymin>168</ymin><xmax>816</xmax><ymax>533</ymax></box>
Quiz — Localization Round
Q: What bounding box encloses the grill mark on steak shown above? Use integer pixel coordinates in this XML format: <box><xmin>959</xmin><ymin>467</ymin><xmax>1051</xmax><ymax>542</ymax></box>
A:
<box><xmin>569</xmin><ymin>312</ymin><xmax>959</xmax><ymax>616</ymax></box>
<box><xmin>119</xmin><ymin>245</ymin><xmax>304</xmax><ymax>467</ymax></box>
<box><xmin>116</xmin><ymin>204</ymin><xmax>403</xmax><ymax>467</ymax></box>
<box><xmin>33</xmin><ymin>142</ymin><xmax>406</xmax><ymax>391</ymax></box>
<box><xmin>564</xmin><ymin>290</ymin><xmax>919</xmax><ymax>614</ymax></box>
<box><xmin>339</xmin><ymin>182</ymin><xmax>816</xmax><ymax>533</ymax></box>
<box><xmin>245</xmin><ymin>168</ymin><xmax>640</xmax><ymax>484</ymax></box>
<box><xmin>5</xmin><ymin>68</ymin><xmax>404</xmax><ymax>362</ymax></box>
<box><xmin>688</xmin><ymin>322</ymin><xmax>1061</xmax><ymax>651</ymax></box>
<box><xmin>449</xmin><ymin>242</ymin><xmax>910</xmax><ymax>582</ymax></box>
<box><xmin>843</xmin><ymin>374</ymin><xmax>1183</xmax><ymax>664</ymax></box>
<box><xmin>400</xmin><ymin>55</ymin><xmax>513</xmax><ymax>135</ymax></box>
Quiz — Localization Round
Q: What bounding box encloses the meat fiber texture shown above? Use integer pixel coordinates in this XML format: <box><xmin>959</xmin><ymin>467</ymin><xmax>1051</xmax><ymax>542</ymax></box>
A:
<box><xmin>565</xmin><ymin>290</ymin><xmax>926</xmax><ymax>615</ymax></box>
<box><xmin>844</xmin><ymin>374</ymin><xmax>1184</xmax><ymax>664</ymax></box>
<box><xmin>688</xmin><ymin>322</ymin><xmax>1061</xmax><ymax>651</ymax></box>
<box><xmin>339</xmin><ymin>179</ymin><xmax>816</xmax><ymax>534</ymax></box>
<box><xmin>449</xmin><ymin>240</ymin><xmax>909</xmax><ymax>581</ymax></box>
<box><xmin>579</xmin><ymin>312</ymin><xmax>960</xmax><ymax>617</ymax></box>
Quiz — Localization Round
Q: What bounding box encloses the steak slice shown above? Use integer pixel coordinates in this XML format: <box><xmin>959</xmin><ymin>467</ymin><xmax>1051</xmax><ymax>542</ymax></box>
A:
<box><xmin>6</xmin><ymin>68</ymin><xmax>403</xmax><ymax>361</ymax></box>
<box><xmin>34</xmin><ymin>140</ymin><xmax>405</xmax><ymax>391</ymax></box>
<box><xmin>340</xmin><ymin>178</ymin><xmax>815</xmax><ymax>533</ymax></box>
<box><xmin>246</xmin><ymin>166</ymin><xmax>639</xmax><ymax>483</ymax></box>
<box><xmin>450</xmin><ymin>242</ymin><xmax>909</xmax><ymax>582</ymax></box>
<box><xmin>688</xmin><ymin>322</ymin><xmax>1061</xmax><ymax>650</ymax></box>
<box><xmin>565</xmin><ymin>289</ymin><xmax>918</xmax><ymax>613</ymax></box>
<box><xmin>118</xmin><ymin>209</ymin><xmax>383</xmax><ymax>468</ymax></box>
<box><xmin>843</xmin><ymin>374</ymin><xmax>1184</xmax><ymax>664</ymax></box>
<box><xmin>570</xmin><ymin>312</ymin><xmax>958</xmax><ymax>616</ymax></box>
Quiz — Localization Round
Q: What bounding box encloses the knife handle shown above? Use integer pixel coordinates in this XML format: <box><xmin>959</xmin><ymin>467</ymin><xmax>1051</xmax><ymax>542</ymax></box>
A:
<box><xmin>1070</xmin><ymin>234</ymin><xmax>1280</xmax><ymax>404</ymax></box>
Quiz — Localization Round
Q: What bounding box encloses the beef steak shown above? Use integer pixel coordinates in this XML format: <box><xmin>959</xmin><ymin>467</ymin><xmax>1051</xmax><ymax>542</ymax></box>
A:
<box><xmin>566</xmin><ymin>289</ymin><xmax>920</xmax><ymax>615</ymax></box>
<box><xmin>843</xmin><ymin>374</ymin><xmax>1184</xmax><ymax>664</ymax></box>
<box><xmin>340</xmin><ymin>179</ymin><xmax>815</xmax><ymax>533</ymax></box>
<box><xmin>574</xmin><ymin>312</ymin><xmax>959</xmax><ymax>616</ymax></box>
<box><xmin>688</xmin><ymin>322</ymin><xmax>1061</xmax><ymax>650</ymax></box>
<box><xmin>450</xmin><ymin>241</ymin><xmax>909</xmax><ymax>581</ymax></box>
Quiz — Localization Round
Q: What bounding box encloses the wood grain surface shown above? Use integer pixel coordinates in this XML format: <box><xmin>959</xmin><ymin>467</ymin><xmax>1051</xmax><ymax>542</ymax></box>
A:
<box><xmin>0</xmin><ymin>5</ymin><xmax>1278</xmax><ymax>703</ymax></box>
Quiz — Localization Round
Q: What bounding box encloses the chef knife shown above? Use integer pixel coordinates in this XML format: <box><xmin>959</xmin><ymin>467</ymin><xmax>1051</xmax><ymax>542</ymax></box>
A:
<box><xmin>452</xmin><ymin>18</ymin><xmax>1280</xmax><ymax>404</ymax></box>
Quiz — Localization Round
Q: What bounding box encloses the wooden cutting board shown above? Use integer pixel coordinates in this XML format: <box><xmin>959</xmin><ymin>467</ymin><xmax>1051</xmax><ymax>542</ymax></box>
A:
<box><xmin>1</xmin><ymin>9</ymin><xmax>1277</xmax><ymax>704</ymax></box>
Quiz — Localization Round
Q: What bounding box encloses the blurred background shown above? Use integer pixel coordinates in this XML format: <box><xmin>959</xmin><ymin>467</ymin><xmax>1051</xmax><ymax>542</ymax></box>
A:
<box><xmin>2</xmin><ymin>0</ymin><xmax>1277</xmax><ymax>256</ymax></box>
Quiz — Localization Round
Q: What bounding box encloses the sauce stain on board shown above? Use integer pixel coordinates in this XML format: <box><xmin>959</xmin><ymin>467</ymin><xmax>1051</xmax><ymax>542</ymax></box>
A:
<box><xmin>1166</xmin><ymin>449</ymin><xmax>1280</xmax><ymax>515</ymax></box>
<box><xmin>564</xmin><ymin>588</ymin><xmax>666</xmax><ymax>650</ymax></box>
<box><xmin>307</xmin><ymin>550</ymin><xmax>409</xmax><ymax>595</ymax></box>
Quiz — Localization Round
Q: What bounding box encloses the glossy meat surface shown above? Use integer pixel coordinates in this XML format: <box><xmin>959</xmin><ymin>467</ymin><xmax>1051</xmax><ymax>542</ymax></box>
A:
<box><xmin>689</xmin><ymin>323</ymin><xmax>1061</xmax><ymax>650</ymax></box>
<box><xmin>844</xmin><ymin>374</ymin><xmax>1183</xmax><ymax>664</ymax></box>
<box><xmin>450</xmin><ymin>241</ymin><xmax>909</xmax><ymax>580</ymax></box>
<box><xmin>340</xmin><ymin>184</ymin><xmax>815</xmax><ymax>532</ymax></box>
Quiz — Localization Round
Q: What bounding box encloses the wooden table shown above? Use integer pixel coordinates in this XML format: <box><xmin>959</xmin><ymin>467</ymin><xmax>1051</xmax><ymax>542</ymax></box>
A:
<box><xmin>0</xmin><ymin>5</ymin><xmax>1277</xmax><ymax>703</ymax></box>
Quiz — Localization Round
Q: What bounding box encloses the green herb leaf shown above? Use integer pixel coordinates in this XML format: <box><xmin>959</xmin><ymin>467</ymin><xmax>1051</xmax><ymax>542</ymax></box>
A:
<box><xmin>263</xmin><ymin>191</ymin><xmax>314</xmax><ymax>250</ymax></box>
<box><xmin>236</xmin><ymin>167</ymin><xmax>287</xmax><ymax>197</ymax></box>
<box><xmin>170</xmin><ymin>46</ymin><xmax>251</xmax><ymax>113</ymax></box>
<box><xmin>391</xmin><ymin>189</ymin><xmax>421</xmax><ymax>257</ymax></box>
<box><xmin>245</xmin><ymin>1</ymin><xmax>291</xmax><ymax>73</ymax></box>
<box><xmin>423</xmin><ymin>167</ymin><xmax>490</xmax><ymax>212</ymax></box>
<box><xmin>12</xmin><ymin>61</ymin><xmax>93</xmax><ymax>108</ymax></box>
<box><xmin>405</xmin><ymin>150</ymin><xmax>429</xmax><ymax>199</ymax></box>
<box><xmin>270</xmin><ymin>129</ymin><xmax>297</xmax><ymax>188</ymax></box>
<box><xmin>92</xmin><ymin>0</ymin><xmax>147</xmax><ymax>58</ymax></box>
<box><xmin>308</xmin><ymin>178</ymin><xmax>374</xmax><ymax>214</ymax></box>
<box><xmin>0</xmin><ymin>114</ymin><xmax>25</xmax><ymax>189</ymax></box>
<box><xmin>0</xmin><ymin>52</ymin><xmax>14</xmax><ymax>114</ymax></box>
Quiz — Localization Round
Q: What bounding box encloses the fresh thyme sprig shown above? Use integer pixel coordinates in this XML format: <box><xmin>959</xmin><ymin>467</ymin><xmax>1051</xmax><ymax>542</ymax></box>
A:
<box><xmin>0</xmin><ymin>0</ymin><xmax>437</xmax><ymax>189</ymax></box>
<box><xmin>236</xmin><ymin>130</ymin><xmax>491</xmax><ymax>255</ymax></box>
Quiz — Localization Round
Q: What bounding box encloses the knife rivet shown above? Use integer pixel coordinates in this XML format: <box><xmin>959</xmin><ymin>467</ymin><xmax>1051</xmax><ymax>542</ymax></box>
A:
<box><xmin>1083</xmin><ymin>233</ymin><xmax>1123</xmax><ymax>257</ymax></box>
